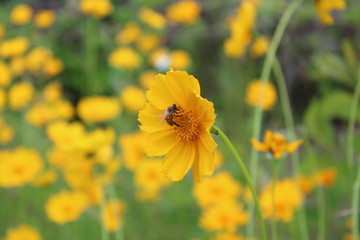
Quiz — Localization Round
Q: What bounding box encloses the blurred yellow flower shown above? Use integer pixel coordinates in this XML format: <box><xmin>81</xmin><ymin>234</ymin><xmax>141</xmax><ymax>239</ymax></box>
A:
<box><xmin>140</xmin><ymin>70</ymin><xmax>156</xmax><ymax>89</ymax></box>
<box><xmin>251</xmin><ymin>36</ymin><xmax>269</xmax><ymax>58</ymax></box>
<box><xmin>4</xmin><ymin>225</ymin><xmax>42</xmax><ymax>240</ymax></box>
<box><xmin>251</xmin><ymin>130</ymin><xmax>303</xmax><ymax>159</ymax></box>
<box><xmin>45</xmin><ymin>190</ymin><xmax>88</xmax><ymax>224</ymax></box>
<box><xmin>224</xmin><ymin>37</ymin><xmax>249</xmax><ymax>58</ymax></box>
<box><xmin>171</xmin><ymin>50</ymin><xmax>191</xmax><ymax>70</ymax></box>
<box><xmin>34</xmin><ymin>10</ymin><xmax>56</xmax><ymax>28</ymax></box>
<box><xmin>42</xmin><ymin>82</ymin><xmax>62</xmax><ymax>102</ymax></box>
<box><xmin>0</xmin><ymin>37</ymin><xmax>30</xmax><ymax>58</ymax></box>
<box><xmin>199</xmin><ymin>201</ymin><xmax>249</xmax><ymax>232</ymax></box>
<box><xmin>0</xmin><ymin>62</ymin><xmax>12</xmax><ymax>86</ymax></box>
<box><xmin>63</xmin><ymin>158</ymin><xmax>93</xmax><ymax>190</ymax></box>
<box><xmin>33</xmin><ymin>169</ymin><xmax>57</xmax><ymax>187</ymax></box>
<box><xmin>193</xmin><ymin>171</ymin><xmax>241</xmax><ymax>208</ymax></box>
<box><xmin>0</xmin><ymin>120</ymin><xmax>13</xmax><ymax>145</ymax></box>
<box><xmin>314</xmin><ymin>167</ymin><xmax>337</xmax><ymax>187</ymax></box>
<box><xmin>149</xmin><ymin>48</ymin><xmax>171</xmax><ymax>70</ymax></box>
<box><xmin>43</xmin><ymin>57</ymin><xmax>63</xmax><ymax>77</ymax></box>
<box><xmin>214</xmin><ymin>149</ymin><xmax>224</xmax><ymax>168</ymax></box>
<box><xmin>166</xmin><ymin>0</ymin><xmax>201</xmax><ymax>24</ymax></box>
<box><xmin>108</xmin><ymin>47</ymin><xmax>141</xmax><ymax>69</ymax></box>
<box><xmin>0</xmin><ymin>148</ymin><xmax>43</xmax><ymax>187</ymax></box>
<box><xmin>120</xmin><ymin>85</ymin><xmax>146</xmax><ymax>113</ymax></box>
<box><xmin>79</xmin><ymin>0</ymin><xmax>113</xmax><ymax>18</ymax></box>
<box><xmin>260</xmin><ymin>178</ymin><xmax>303</xmax><ymax>222</ymax></box>
<box><xmin>138</xmin><ymin>8</ymin><xmax>167</xmax><ymax>30</ymax></box>
<box><xmin>102</xmin><ymin>200</ymin><xmax>125</xmax><ymax>232</ymax></box>
<box><xmin>136</xmin><ymin>34</ymin><xmax>163</xmax><ymax>53</ymax></box>
<box><xmin>77</xmin><ymin>96</ymin><xmax>121</xmax><ymax>122</ymax></box>
<box><xmin>9</xmin><ymin>82</ymin><xmax>35</xmax><ymax>110</ymax></box>
<box><xmin>10</xmin><ymin>57</ymin><xmax>26</xmax><ymax>77</ymax></box>
<box><xmin>118</xmin><ymin>131</ymin><xmax>147</xmax><ymax>170</ymax></box>
<box><xmin>10</xmin><ymin>4</ymin><xmax>33</xmax><ymax>25</ymax></box>
<box><xmin>26</xmin><ymin>47</ymin><xmax>52</xmax><ymax>73</ymax></box>
<box><xmin>211</xmin><ymin>232</ymin><xmax>245</xmax><ymax>240</ymax></box>
<box><xmin>116</xmin><ymin>22</ymin><xmax>141</xmax><ymax>44</ymax></box>
<box><xmin>82</xmin><ymin>184</ymin><xmax>103</xmax><ymax>205</ymax></box>
<box><xmin>0</xmin><ymin>24</ymin><xmax>5</xmax><ymax>39</ymax></box>
<box><xmin>138</xmin><ymin>70</ymin><xmax>217</xmax><ymax>181</ymax></box>
<box><xmin>315</xmin><ymin>0</ymin><xmax>346</xmax><ymax>25</ymax></box>
<box><xmin>0</xmin><ymin>88</ymin><xmax>5</xmax><ymax>110</ymax></box>
<box><xmin>298</xmin><ymin>175</ymin><xmax>315</xmax><ymax>194</ymax></box>
<box><xmin>245</xmin><ymin>79</ymin><xmax>277</xmax><ymax>110</ymax></box>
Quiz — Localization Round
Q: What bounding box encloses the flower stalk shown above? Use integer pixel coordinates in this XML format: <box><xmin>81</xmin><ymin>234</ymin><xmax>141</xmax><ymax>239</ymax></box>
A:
<box><xmin>271</xmin><ymin>159</ymin><xmax>280</xmax><ymax>240</ymax></box>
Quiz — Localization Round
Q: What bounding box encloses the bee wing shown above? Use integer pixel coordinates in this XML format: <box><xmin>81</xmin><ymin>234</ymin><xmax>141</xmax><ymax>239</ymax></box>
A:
<box><xmin>158</xmin><ymin>110</ymin><xmax>168</xmax><ymax>124</ymax></box>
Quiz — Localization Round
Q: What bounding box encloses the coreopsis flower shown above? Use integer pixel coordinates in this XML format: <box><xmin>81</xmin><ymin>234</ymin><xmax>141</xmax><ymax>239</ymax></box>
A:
<box><xmin>298</xmin><ymin>174</ymin><xmax>315</xmax><ymax>194</ymax></box>
<box><xmin>4</xmin><ymin>225</ymin><xmax>42</xmax><ymax>240</ymax></box>
<box><xmin>245</xmin><ymin>80</ymin><xmax>277</xmax><ymax>110</ymax></box>
<box><xmin>43</xmin><ymin>57</ymin><xmax>63</xmax><ymax>77</ymax></box>
<box><xmin>251</xmin><ymin>130</ymin><xmax>303</xmax><ymax>159</ymax></box>
<box><xmin>34</xmin><ymin>10</ymin><xmax>56</xmax><ymax>28</ymax></box>
<box><xmin>42</xmin><ymin>82</ymin><xmax>62</xmax><ymax>102</ymax></box>
<box><xmin>0</xmin><ymin>37</ymin><xmax>30</xmax><ymax>58</ymax></box>
<box><xmin>77</xmin><ymin>96</ymin><xmax>121</xmax><ymax>123</ymax></box>
<box><xmin>0</xmin><ymin>148</ymin><xmax>43</xmax><ymax>187</ymax></box>
<box><xmin>149</xmin><ymin>48</ymin><xmax>171</xmax><ymax>70</ymax></box>
<box><xmin>0</xmin><ymin>118</ymin><xmax>14</xmax><ymax>144</ymax></box>
<box><xmin>108</xmin><ymin>47</ymin><xmax>141</xmax><ymax>69</ymax></box>
<box><xmin>136</xmin><ymin>34</ymin><xmax>163</xmax><ymax>53</ymax></box>
<box><xmin>260</xmin><ymin>178</ymin><xmax>303</xmax><ymax>222</ymax></box>
<box><xmin>116</xmin><ymin>22</ymin><xmax>141</xmax><ymax>44</ymax></box>
<box><xmin>0</xmin><ymin>88</ymin><xmax>5</xmax><ymax>110</ymax></box>
<box><xmin>118</xmin><ymin>131</ymin><xmax>147</xmax><ymax>170</ymax></box>
<box><xmin>199</xmin><ymin>201</ymin><xmax>249</xmax><ymax>232</ymax></box>
<box><xmin>32</xmin><ymin>169</ymin><xmax>57</xmax><ymax>187</ymax></box>
<box><xmin>0</xmin><ymin>62</ymin><xmax>12</xmax><ymax>86</ymax></box>
<box><xmin>140</xmin><ymin>70</ymin><xmax>157</xmax><ymax>89</ymax></box>
<box><xmin>193</xmin><ymin>171</ymin><xmax>241</xmax><ymax>208</ymax></box>
<box><xmin>315</xmin><ymin>0</ymin><xmax>346</xmax><ymax>25</ymax></box>
<box><xmin>171</xmin><ymin>50</ymin><xmax>191</xmax><ymax>70</ymax></box>
<box><xmin>79</xmin><ymin>0</ymin><xmax>113</xmax><ymax>18</ymax></box>
<box><xmin>45</xmin><ymin>190</ymin><xmax>88</xmax><ymax>224</ymax></box>
<box><xmin>138</xmin><ymin>70</ymin><xmax>217</xmax><ymax>181</ymax></box>
<box><xmin>314</xmin><ymin>167</ymin><xmax>337</xmax><ymax>187</ymax></box>
<box><xmin>10</xmin><ymin>4</ymin><xmax>33</xmax><ymax>25</ymax></box>
<box><xmin>251</xmin><ymin>36</ymin><xmax>269</xmax><ymax>58</ymax></box>
<box><xmin>102</xmin><ymin>200</ymin><xmax>125</xmax><ymax>232</ymax></box>
<box><xmin>120</xmin><ymin>85</ymin><xmax>146</xmax><ymax>113</ymax></box>
<box><xmin>26</xmin><ymin>47</ymin><xmax>52</xmax><ymax>73</ymax></box>
<box><xmin>211</xmin><ymin>232</ymin><xmax>246</xmax><ymax>240</ymax></box>
<box><xmin>8</xmin><ymin>82</ymin><xmax>35</xmax><ymax>110</ymax></box>
<box><xmin>166</xmin><ymin>0</ymin><xmax>201</xmax><ymax>24</ymax></box>
<box><xmin>138</xmin><ymin>8</ymin><xmax>167</xmax><ymax>30</ymax></box>
<box><xmin>10</xmin><ymin>57</ymin><xmax>26</xmax><ymax>77</ymax></box>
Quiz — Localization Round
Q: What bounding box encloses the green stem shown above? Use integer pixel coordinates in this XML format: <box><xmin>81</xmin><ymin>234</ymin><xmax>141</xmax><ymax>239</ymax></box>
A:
<box><xmin>213</xmin><ymin>125</ymin><xmax>267</xmax><ymax>240</ymax></box>
<box><xmin>272</xmin><ymin>58</ymin><xmax>310</xmax><ymax>240</ymax></box>
<box><xmin>247</xmin><ymin>0</ymin><xmax>303</xmax><ymax>237</ymax></box>
<box><xmin>107</xmin><ymin>182</ymin><xmax>124</xmax><ymax>240</ymax></box>
<box><xmin>271</xmin><ymin>160</ymin><xmax>280</xmax><ymax>240</ymax></box>
<box><xmin>100</xmin><ymin>188</ymin><xmax>110</xmax><ymax>240</ymax></box>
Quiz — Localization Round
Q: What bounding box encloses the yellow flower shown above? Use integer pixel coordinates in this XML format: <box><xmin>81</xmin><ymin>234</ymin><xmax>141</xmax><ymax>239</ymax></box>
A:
<box><xmin>0</xmin><ymin>148</ymin><xmax>43</xmax><ymax>187</ymax></box>
<box><xmin>77</xmin><ymin>96</ymin><xmax>121</xmax><ymax>122</ymax></box>
<box><xmin>251</xmin><ymin>36</ymin><xmax>269</xmax><ymax>58</ymax></box>
<box><xmin>45</xmin><ymin>190</ymin><xmax>88</xmax><ymax>224</ymax></box>
<box><xmin>140</xmin><ymin>70</ymin><xmax>157</xmax><ymax>89</ymax></box>
<box><xmin>0</xmin><ymin>62</ymin><xmax>12</xmax><ymax>86</ymax></box>
<box><xmin>10</xmin><ymin>57</ymin><xmax>26</xmax><ymax>77</ymax></box>
<box><xmin>260</xmin><ymin>178</ymin><xmax>303</xmax><ymax>222</ymax></box>
<box><xmin>138</xmin><ymin>8</ymin><xmax>167</xmax><ymax>29</ymax></box>
<box><xmin>171</xmin><ymin>50</ymin><xmax>191</xmax><ymax>70</ymax></box>
<box><xmin>34</xmin><ymin>10</ymin><xmax>56</xmax><ymax>28</ymax></box>
<box><xmin>79</xmin><ymin>0</ymin><xmax>113</xmax><ymax>18</ymax></box>
<box><xmin>4</xmin><ymin>225</ymin><xmax>42</xmax><ymax>240</ymax></box>
<box><xmin>138</xmin><ymin>70</ymin><xmax>217</xmax><ymax>181</ymax></box>
<box><xmin>166</xmin><ymin>0</ymin><xmax>201</xmax><ymax>24</ymax></box>
<box><xmin>10</xmin><ymin>4</ymin><xmax>33</xmax><ymax>25</ymax></box>
<box><xmin>314</xmin><ymin>167</ymin><xmax>337</xmax><ymax>187</ymax></box>
<box><xmin>136</xmin><ymin>34</ymin><xmax>163</xmax><ymax>53</ymax></box>
<box><xmin>315</xmin><ymin>0</ymin><xmax>346</xmax><ymax>25</ymax></box>
<box><xmin>108</xmin><ymin>47</ymin><xmax>141</xmax><ymax>69</ymax></box>
<box><xmin>193</xmin><ymin>171</ymin><xmax>241</xmax><ymax>208</ymax></box>
<box><xmin>120</xmin><ymin>85</ymin><xmax>146</xmax><ymax>113</ymax></box>
<box><xmin>224</xmin><ymin>37</ymin><xmax>249</xmax><ymax>58</ymax></box>
<box><xmin>0</xmin><ymin>24</ymin><xmax>5</xmax><ymax>39</ymax></box>
<box><xmin>116</xmin><ymin>22</ymin><xmax>141</xmax><ymax>44</ymax></box>
<box><xmin>251</xmin><ymin>130</ymin><xmax>303</xmax><ymax>159</ymax></box>
<box><xmin>8</xmin><ymin>82</ymin><xmax>35</xmax><ymax>110</ymax></box>
<box><xmin>42</xmin><ymin>82</ymin><xmax>62</xmax><ymax>102</ymax></box>
<box><xmin>245</xmin><ymin>79</ymin><xmax>277</xmax><ymax>110</ymax></box>
<box><xmin>102</xmin><ymin>200</ymin><xmax>125</xmax><ymax>232</ymax></box>
<box><xmin>149</xmin><ymin>48</ymin><xmax>171</xmax><ymax>70</ymax></box>
<box><xmin>26</xmin><ymin>47</ymin><xmax>52</xmax><ymax>73</ymax></box>
<box><xmin>118</xmin><ymin>131</ymin><xmax>147</xmax><ymax>170</ymax></box>
<box><xmin>211</xmin><ymin>232</ymin><xmax>245</xmax><ymax>240</ymax></box>
<box><xmin>43</xmin><ymin>57</ymin><xmax>63</xmax><ymax>77</ymax></box>
<box><xmin>0</xmin><ymin>88</ymin><xmax>6</xmax><ymax>110</ymax></box>
<box><xmin>0</xmin><ymin>37</ymin><xmax>30</xmax><ymax>58</ymax></box>
<box><xmin>0</xmin><ymin>117</ymin><xmax>14</xmax><ymax>144</ymax></box>
<box><xmin>214</xmin><ymin>149</ymin><xmax>224</xmax><ymax>168</ymax></box>
<box><xmin>32</xmin><ymin>169</ymin><xmax>57</xmax><ymax>187</ymax></box>
<box><xmin>297</xmin><ymin>175</ymin><xmax>315</xmax><ymax>194</ymax></box>
<box><xmin>199</xmin><ymin>201</ymin><xmax>249</xmax><ymax>232</ymax></box>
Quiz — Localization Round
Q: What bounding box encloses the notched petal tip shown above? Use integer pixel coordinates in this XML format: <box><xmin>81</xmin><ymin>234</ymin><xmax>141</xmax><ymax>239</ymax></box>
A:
<box><xmin>286</xmin><ymin>140</ymin><xmax>303</xmax><ymax>153</ymax></box>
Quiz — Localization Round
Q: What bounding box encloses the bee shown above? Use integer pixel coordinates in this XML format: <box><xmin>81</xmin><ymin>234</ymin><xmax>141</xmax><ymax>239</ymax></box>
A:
<box><xmin>160</xmin><ymin>104</ymin><xmax>181</xmax><ymax>127</ymax></box>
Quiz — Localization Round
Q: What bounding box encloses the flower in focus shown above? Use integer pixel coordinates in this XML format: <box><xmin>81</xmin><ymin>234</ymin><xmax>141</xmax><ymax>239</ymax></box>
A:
<box><xmin>251</xmin><ymin>130</ymin><xmax>303</xmax><ymax>159</ymax></box>
<box><xmin>34</xmin><ymin>10</ymin><xmax>56</xmax><ymax>28</ymax></box>
<box><xmin>193</xmin><ymin>171</ymin><xmax>241</xmax><ymax>208</ymax></box>
<box><xmin>260</xmin><ymin>178</ymin><xmax>303</xmax><ymax>222</ymax></box>
<box><xmin>0</xmin><ymin>62</ymin><xmax>12</xmax><ymax>86</ymax></box>
<box><xmin>102</xmin><ymin>200</ymin><xmax>125</xmax><ymax>232</ymax></box>
<box><xmin>77</xmin><ymin>96</ymin><xmax>121</xmax><ymax>123</ymax></box>
<box><xmin>314</xmin><ymin>167</ymin><xmax>337</xmax><ymax>187</ymax></box>
<box><xmin>171</xmin><ymin>50</ymin><xmax>191</xmax><ymax>70</ymax></box>
<box><xmin>8</xmin><ymin>82</ymin><xmax>35</xmax><ymax>110</ymax></box>
<box><xmin>118</xmin><ymin>131</ymin><xmax>147</xmax><ymax>170</ymax></box>
<box><xmin>199</xmin><ymin>201</ymin><xmax>249</xmax><ymax>232</ymax></box>
<box><xmin>79</xmin><ymin>0</ymin><xmax>113</xmax><ymax>18</ymax></box>
<box><xmin>108</xmin><ymin>47</ymin><xmax>141</xmax><ymax>69</ymax></box>
<box><xmin>315</xmin><ymin>0</ymin><xmax>346</xmax><ymax>25</ymax></box>
<box><xmin>166</xmin><ymin>0</ymin><xmax>201</xmax><ymax>24</ymax></box>
<box><xmin>4</xmin><ymin>225</ymin><xmax>42</xmax><ymax>240</ymax></box>
<box><xmin>10</xmin><ymin>4</ymin><xmax>33</xmax><ymax>25</ymax></box>
<box><xmin>120</xmin><ymin>85</ymin><xmax>146</xmax><ymax>113</ymax></box>
<box><xmin>140</xmin><ymin>70</ymin><xmax>157</xmax><ymax>89</ymax></box>
<box><xmin>245</xmin><ymin>79</ymin><xmax>277</xmax><ymax>110</ymax></box>
<box><xmin>45</xmin><ymin>190</ymin><xmax>88</xmax><ymax>224</ymax></box>
<box><xmin>251</xmin><ymin>36</ymin><xmax>269</xmax><ymax>58</ymax></box>
<box><xmin>138</xmin><ymin>8</ymin><xmax>167</xmax><ymax>30</ymax></box>
<box><xmin>116</xmin><ymin>22</ymin><xmax>141</xmax><ymax>44</ymax></box>
<box><xmin>0</xmin><ymin>37</ymin><xmax>30</xmax><ymax>58</ymax></box>
<box><xmin>0</xmin><ymin>148</ymin><xmax>43</xmax><ymax>187</ymax></box>
<box><xmin>138</xmin><ymin>70</ymin><xmax>217</xmax><ymax>181</ymax></box>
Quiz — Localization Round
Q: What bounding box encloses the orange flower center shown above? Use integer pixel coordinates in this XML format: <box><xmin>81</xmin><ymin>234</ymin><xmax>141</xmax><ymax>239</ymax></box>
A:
<box><xmin>170</xmin><ymin>105</ymin><xmax>199</xmax><ymax>141</ymax></box>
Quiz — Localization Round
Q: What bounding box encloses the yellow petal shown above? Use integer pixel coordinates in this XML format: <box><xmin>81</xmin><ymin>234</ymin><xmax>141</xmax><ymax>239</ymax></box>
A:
<box><xmin>273</xmin><ymin>150</ymin><xmax>283</xmax><ymax>159</ymax></box>
<box><xmin>146</xmin><ymin>129</ymin><xmax>178</xmax><ymax>157</ymax></box>
<box><xmin>251</xmin><ymin>138</ymin><xmax>269</xmax><ymax>152</ymax></box>
<box><xmin>197</xmin><ymin>139</ymin><xmax>215</xmax><ymax>178</ymax></box>
<box><xmin>190</xmin><ymin>92</ymin><xmax>216</xmax><ymax>130</ymax></box>
<box><xmin>264</xmin><ymin>130</ymin><xmax>273</xmax><ymax>146</ymax></box>
<box><xmin>286</xmin><ymin>140</ymin><xmax>303</xmax><ymax>153</ymax></box>
<box><xmin>138</xmin><ymin>103</ymin><xmax>172</xmax><ymax>133</ymax></box>
<box><xmin>162</xmin><ymin>141</ymin><xmax>195</xmax><ymax>181</ymax></box>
